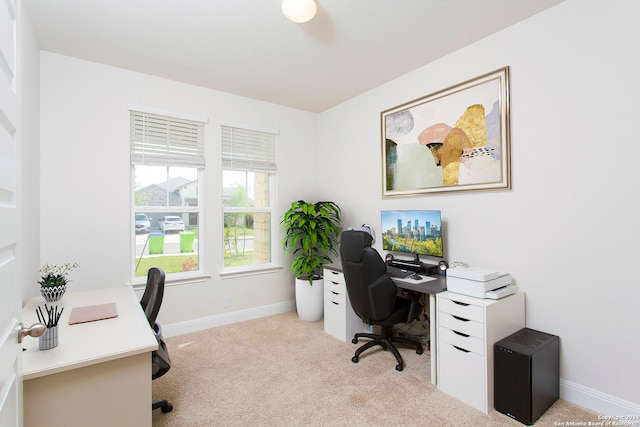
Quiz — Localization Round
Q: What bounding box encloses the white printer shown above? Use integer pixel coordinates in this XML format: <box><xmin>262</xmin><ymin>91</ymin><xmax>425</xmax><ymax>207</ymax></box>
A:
<box><xmin>446</xmin><ymin>266</ymin><xmax>518</xmax><ymax>299</ymax></box>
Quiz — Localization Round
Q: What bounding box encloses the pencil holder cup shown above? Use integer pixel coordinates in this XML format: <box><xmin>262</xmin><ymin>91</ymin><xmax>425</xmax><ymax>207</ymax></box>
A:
<box><xmin>39</xmin><ymin>326</ymin><xmax>58</xmax><ymax>350</ymax></box>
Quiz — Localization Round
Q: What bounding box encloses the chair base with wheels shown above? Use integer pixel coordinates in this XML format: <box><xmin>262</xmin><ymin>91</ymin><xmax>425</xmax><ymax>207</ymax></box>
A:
<box><xmin>153</xmin><ymin>398</ymin><xmax>173</xmax><ymax>413</ymax></box>
<box><xmin>351</xmin><ymin>325</ymin><xmax>423</xmax><ymax>371</ymax></box>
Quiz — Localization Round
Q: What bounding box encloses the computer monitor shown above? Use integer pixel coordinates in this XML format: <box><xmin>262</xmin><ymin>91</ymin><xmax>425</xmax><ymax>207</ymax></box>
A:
<box><xmin>381</xmin><ymin>210</ymin><xmax>443</xmax><ymax>262</ymax></box>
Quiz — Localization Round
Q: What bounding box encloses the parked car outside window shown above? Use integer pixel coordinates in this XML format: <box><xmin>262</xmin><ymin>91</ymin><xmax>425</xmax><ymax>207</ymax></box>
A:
<box><xmin>135</xmin><ymin>213</ymin><xmax>151</xmax><ymax>233</ymax></box>
<box><xmin>160</xmin><ymin>216</ymin><xmax>185</xmax><ymax>233</ymax></box>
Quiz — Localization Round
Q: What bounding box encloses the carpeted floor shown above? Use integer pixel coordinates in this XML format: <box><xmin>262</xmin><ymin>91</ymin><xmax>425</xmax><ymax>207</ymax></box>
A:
<box><xmin>152</xmin><ymin>311</ymin><xmax>598</xmax><ymax>426</ymax></box>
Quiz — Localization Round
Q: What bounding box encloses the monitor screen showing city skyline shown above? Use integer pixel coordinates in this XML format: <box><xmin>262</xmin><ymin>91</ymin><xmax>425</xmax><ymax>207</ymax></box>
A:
<box><xmin>381</xmin><ymin>210</ymin><xmax>443</xmax><ymax>258</ymax></box>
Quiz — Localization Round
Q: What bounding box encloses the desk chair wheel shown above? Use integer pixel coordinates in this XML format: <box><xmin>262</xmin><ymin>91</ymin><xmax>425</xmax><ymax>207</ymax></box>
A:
<box><xmin>153</xmin><ymin>399</ymin><xmax>173</xmax><ymax>413</ymax></box>
<box><xmin>352</xmin><ymin>355</ymin><xmax>359</xmax><ymax>363</ymax></box>
<box><xmin>416</xmin><ymin>348</ymin><xmax>424</xmax><ymax>355</ymax></box>
<box><xmin>396</xmin><ymin>363</ymin><xmax>403</xmax><ymax>372</ymax></box>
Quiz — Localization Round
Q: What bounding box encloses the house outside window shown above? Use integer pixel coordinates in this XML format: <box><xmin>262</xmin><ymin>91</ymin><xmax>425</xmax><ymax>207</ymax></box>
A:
<box><xmin>221</xmin><ymin>124</ymin><xmax>278</xmax><ymax>273</ymax></box>
<box><xmin>131</xmin><ymin>109</ymin><xmax>207</xmax><ymax>281</ymax></box>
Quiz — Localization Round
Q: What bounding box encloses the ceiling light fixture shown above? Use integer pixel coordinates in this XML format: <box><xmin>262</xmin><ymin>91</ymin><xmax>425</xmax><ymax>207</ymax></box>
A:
<box><xmin>281</xmin><ymin>0</ymin><xmax>317</xmax><ymax>23</ymax></box>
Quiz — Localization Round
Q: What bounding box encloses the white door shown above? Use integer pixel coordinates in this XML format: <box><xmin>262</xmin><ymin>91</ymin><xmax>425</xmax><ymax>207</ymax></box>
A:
<box><xmin>0</xmin><ymin>0</ymin><xmax>23</xmax><ymax>425</ymax></box>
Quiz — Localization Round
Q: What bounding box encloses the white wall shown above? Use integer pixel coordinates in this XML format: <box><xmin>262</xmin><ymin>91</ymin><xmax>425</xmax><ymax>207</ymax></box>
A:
<box><xmin>317</xmin><ymin>0</ymin><xmax>639</xmax><ymax>415</ymax></box>
<box><xmin>38</xmin><ymin>52</ymin><xmax>319</xmax><ymax>326</ymax></box>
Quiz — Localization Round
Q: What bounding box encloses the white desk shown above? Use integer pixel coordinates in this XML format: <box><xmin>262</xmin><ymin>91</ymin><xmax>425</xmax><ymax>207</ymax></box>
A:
<box><xmin>21</xmin><ymin>287</ymin><xmax>158</xmax><ymax>427</ymax></box>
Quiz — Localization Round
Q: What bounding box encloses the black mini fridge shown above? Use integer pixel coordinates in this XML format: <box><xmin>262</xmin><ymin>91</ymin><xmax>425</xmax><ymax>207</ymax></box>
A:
<box><xmin>494</xmin><ymin>328</ymin><xmax>559</xmax><ymax>425</ymax></box>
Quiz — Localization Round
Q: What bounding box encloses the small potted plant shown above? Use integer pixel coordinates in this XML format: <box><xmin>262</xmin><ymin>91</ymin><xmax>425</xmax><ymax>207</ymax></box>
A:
<box><xmin>281</xmin><ymin>200</ymin><xmax>341</xmax><ymax>321</ymax></box>
<box><xmin>38</xmin><ymin>262</ymin><xmax>80</xmax><ymax>302</ymax></box>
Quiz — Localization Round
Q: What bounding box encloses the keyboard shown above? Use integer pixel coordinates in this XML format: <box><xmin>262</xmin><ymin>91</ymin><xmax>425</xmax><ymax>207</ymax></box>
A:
<box><xmin>386</xmin><ymin>265</ymin><xmax>413</xmax><ymax>278</ymax></box>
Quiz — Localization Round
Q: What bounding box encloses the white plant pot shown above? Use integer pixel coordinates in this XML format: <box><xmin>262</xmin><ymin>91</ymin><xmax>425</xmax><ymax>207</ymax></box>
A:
<box><xmin>295</xmin><ymin>277</ymin><xmax>324</xmax><ymax>321</ymax></box>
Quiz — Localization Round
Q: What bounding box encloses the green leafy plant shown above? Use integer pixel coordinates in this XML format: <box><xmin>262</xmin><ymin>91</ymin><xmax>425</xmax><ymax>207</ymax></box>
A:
<box><xmin>281</xmin><ymin>200</ymin><xmax>341</xmax><ymax>286</ymax></box>
<box><xmin>38</xmin><ymin>262</ymin><xmax>80</xmax><ymax>287</ymax></box>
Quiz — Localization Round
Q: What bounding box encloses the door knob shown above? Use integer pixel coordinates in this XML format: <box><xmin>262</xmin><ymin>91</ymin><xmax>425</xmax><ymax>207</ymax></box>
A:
<box><xmin>17</xmin><ymin>322</ymin><xmax>47</xmax><ymax>343</ymax></box>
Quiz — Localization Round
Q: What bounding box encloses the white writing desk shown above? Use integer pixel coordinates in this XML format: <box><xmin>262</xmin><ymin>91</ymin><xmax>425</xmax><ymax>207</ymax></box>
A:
<box><xmin>21</xmin><ymin>286</ymin><xmax>158</xmax><ymax>427</ymax></box>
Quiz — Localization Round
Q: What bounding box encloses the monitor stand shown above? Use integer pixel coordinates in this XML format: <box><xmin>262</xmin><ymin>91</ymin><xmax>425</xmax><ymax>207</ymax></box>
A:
<box><xmin>389</xmin><ymin>257</ymin><xmax>422</xmax><ymax>271</ymax></box>
<box><xmin>390</xmin><ymin>254</ymin><xmax>440</xmax><ymax>275</ymax></box>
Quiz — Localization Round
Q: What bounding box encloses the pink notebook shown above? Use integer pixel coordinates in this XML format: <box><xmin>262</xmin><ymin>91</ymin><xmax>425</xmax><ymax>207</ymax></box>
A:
<box><xmin>68</xmin><ymin>303</ymin><xmax>118</xmax><ymax>325</ymax></box>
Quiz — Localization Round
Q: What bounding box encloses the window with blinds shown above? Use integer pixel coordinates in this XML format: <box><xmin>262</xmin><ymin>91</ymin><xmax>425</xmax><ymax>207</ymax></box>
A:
<box><xmin>130</xmin><ymin>110</ymin><xmax>205</xmax><ymax>167</ymax></box>
<box><xmin>221</xmin><ymin>124</ymin><xmax>278</xmax><ymax>272</ymax></box>
<box><xmin>131</xmin><ymin>109</ymin><xmax>207</xmax><ymax>281</ymax></box>
<box><xmin>221</xmin><ymin>126</ymin><xmax>277</xmax><ymax>173</ymax></box>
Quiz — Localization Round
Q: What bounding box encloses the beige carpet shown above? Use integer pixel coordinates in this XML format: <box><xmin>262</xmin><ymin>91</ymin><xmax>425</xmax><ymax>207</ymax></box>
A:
<box><xmin>152</xmin><ymin>311</ymin><xmax>598</xmax><ymax>427</ymax></box>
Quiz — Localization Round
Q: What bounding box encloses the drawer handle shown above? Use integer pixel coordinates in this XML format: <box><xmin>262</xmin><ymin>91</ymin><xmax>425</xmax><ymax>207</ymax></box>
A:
<box><xmin>330</xmin><ymin>271</ymin><xmax>339</xmax><ymax>275</ymax></box>
<box><xmin>452</xmin><ymin>315</ymin><xmax>470</xmax><ymax>322</ymax></box>
<box><xmin>331</xmin><ymin>291</ymin><xmax>339</xmax><ymax>296</ymax></box>
<box><xmin>452</xmin><ymin>345</ymin><xmax>470</xmax><ymax>353</ymax></box>
<box><xmin>453</xmin><ymin>330</ymin><xmax>469</xmax><ymax>338</ymax></box>
<box><xmin>330</xmin><ymin>281</ymin><xmax>340</xmax><ymax>285</ymax></box>
<box><xmin>452</xmin><ymin>300</ymin><xmax>470</xmax><ymax>306</ymax></box>
<box><xmin>331</xmin><ymin>301</ymin><xmax>339</xmax><ymax>305</ymax></box>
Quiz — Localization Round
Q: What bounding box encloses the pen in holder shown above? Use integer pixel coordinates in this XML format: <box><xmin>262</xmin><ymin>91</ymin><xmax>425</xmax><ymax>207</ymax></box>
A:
<box><xmin>36</xmin><ymin>304</ymin><xmax>63</xmax><ymax>350</ymax></box>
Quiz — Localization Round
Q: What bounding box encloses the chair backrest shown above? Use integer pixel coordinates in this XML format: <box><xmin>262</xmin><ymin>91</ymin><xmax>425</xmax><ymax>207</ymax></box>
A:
<box><xmin>339</xmin><ymin>230</ymin><xmax>397</xmax><ymax>323</ymax></box>
<box><xmin>140</xmin><ymin>267</ymin><xmax>166</xmax><ymax>327</ymax></box>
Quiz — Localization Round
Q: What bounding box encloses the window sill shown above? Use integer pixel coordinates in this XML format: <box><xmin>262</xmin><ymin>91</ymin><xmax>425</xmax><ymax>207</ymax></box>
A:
<box><xmin>130</xmin><ymin>272</ymin><xmax>212</xmax><ymax>290</ymax></box>
<box><xmin>130</xmin><ymin>266</ymin><xmax>283</xmax><ymax>289</ymax></box>
<box><xmin>220</xmin><ymin>265</ymin><xmax>283</xmax><ymax>279</ymax></box>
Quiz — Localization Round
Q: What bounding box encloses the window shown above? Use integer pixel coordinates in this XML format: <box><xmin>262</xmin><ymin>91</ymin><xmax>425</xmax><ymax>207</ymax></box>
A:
<box><xmin>221</xmin><ymin>124</ymin><xmax>278</xmax><ymax>272</ymax></box>
<box><xmin>130</xmin><ymin>109</ymin><xmax>206</xmax><ymax>280</ymax></box>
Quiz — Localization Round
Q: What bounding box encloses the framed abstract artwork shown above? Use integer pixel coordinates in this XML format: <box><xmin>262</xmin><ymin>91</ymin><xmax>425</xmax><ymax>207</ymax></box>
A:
<box><xmin>382</xmin><ymin>66</ymin><xmax>511</xmax><ymax>196</ymax></box>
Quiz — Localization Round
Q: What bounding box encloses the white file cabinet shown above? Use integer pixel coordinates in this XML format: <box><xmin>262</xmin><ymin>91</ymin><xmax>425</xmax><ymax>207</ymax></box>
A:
<box><xmin>436</xmin><ymin>291</ymin><xmax>525</xmax><ymax>413</ymax></box>
<box><xmin>323</xmin><ymin>267</ymin><xmax>368</xmax><ymax>341</ymax></box>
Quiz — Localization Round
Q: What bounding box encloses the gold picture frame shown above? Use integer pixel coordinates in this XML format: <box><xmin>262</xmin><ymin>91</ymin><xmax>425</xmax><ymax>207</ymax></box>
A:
<box><xmin>382</xmin><ymin>66</ymin><xmax>511</xmax><ymax>196</ymax></box>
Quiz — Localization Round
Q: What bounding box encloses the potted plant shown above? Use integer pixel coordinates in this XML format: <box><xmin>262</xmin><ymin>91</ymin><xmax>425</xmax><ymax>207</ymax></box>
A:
<box><xmin>38</xmin><ymin>262</ymin><xmax>80</xmax><ymax>302</ymax></box>
<box><xmin>281</xmin><ymin>200</ymin><xmax>341</xmax><ymax>321</ymax></box>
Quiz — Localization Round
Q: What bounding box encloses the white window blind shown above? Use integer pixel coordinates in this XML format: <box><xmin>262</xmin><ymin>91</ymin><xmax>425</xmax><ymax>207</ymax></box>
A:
<box><xmin>130</xmin><ymin>110</ymin><xmax>205</xmax><ymax>167</ymax></box>
<box><xmin>221</xmin><ymin>125</ymin><xmax>277</xmax><ymax>173</ymax></box>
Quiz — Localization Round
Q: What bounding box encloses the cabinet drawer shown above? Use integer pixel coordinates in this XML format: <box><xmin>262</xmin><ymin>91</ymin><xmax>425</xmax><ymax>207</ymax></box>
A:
<box><xmin>324</xmin><ymin>296</ymin><xmax>347</xmax><ymax>338</ymax></box>
<box><xmin>438</xmin><ymin>296</ymin><xmax>484</xmax><ymax>323</ymax></box>
<box><xmin>438</xmin><ymin>326</ymin><xmax>484</xmax><ymax>355</ymax></box>
<box><xmin>438</xmin><ymin>312</ymin><xmax>484</xmax><ymax>339</ymax></box>
<box><xmin>325</xmin><ymin>288</ymin><xmax>345</xmax><ymax>305</ymax></box>
<box><xmin>324</xmin><ymin>278</ymin><xmax>345</xmax><ymax>295</ymax></box>
<box><xmin>324</xmin><ymin>269</ymin><xmax>345</xmax><ymax>285</ymax></box>
<box><xmin>438</xmin><ymin>341</ymin><xmax>486</xmax><ymax>412</ymax></box>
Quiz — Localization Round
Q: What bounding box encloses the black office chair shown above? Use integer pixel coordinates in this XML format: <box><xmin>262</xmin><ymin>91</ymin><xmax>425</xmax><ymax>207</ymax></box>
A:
<box><xmin>141</xmin><ymin>267</ymin><xmax>173</xmax><ymax>413</ymax></box>
<box><xmin>339</xmin><ymin>230</ymin><xmax>423</xmax><ymax>371</ymax></box>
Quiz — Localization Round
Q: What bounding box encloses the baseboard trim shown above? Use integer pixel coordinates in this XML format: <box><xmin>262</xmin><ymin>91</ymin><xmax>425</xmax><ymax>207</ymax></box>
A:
<box><xmin>561</xmin><ymin>379</ymin><xmax>640</xmax><ymax>416</ymax></box>
<box><xmin>161</xmin><ymin>300</ymin><xmax>296</xmax><ymax>338</ymax></box>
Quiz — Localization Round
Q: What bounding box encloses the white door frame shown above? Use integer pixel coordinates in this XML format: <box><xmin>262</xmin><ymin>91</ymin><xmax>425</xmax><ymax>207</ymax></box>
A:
<box><xmin>0</xmin><ymin>0</ymin><xmax>24</xmax><ymax>425</ymax></box>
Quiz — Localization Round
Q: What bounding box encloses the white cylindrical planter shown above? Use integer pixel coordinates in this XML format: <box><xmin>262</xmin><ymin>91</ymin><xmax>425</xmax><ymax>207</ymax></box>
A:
<box><xmin>295</xmin><ymin>277</ymin><xmax>324</xmax><ymax>321</ymax></box>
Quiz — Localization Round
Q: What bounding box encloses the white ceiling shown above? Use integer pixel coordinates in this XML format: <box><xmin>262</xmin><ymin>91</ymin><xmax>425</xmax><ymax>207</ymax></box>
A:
<box><xmin>24</xmin><ymin>0</ymin><xmax>563</xmax><ymax>113</ymax></box>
